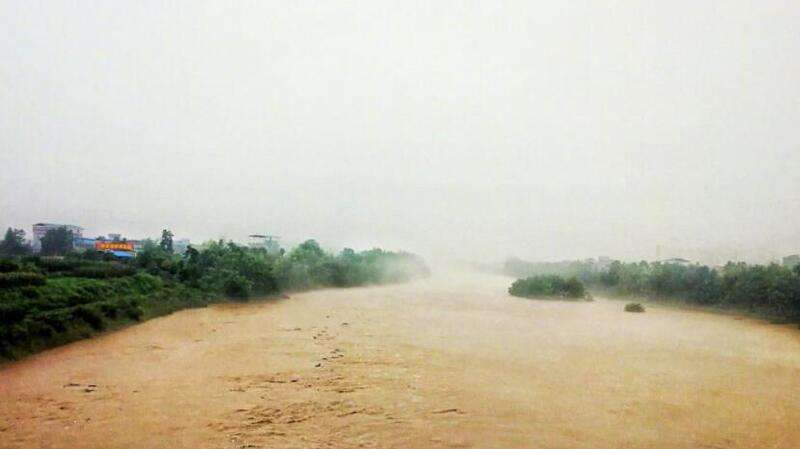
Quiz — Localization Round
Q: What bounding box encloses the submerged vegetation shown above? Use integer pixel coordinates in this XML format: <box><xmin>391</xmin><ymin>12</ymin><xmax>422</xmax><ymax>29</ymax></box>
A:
<box><xmin>505</xmin><ymin>257</ymin><xmax>800</xmax><ymax>320</ymax></box>
<box><xmin>508</xmin><ymin>275</ymin><xmax>587</xmax><ymax>300</ymax></box>
<box><xmin>624</xmin><ymin>303</ymin><xmax>645</xmax><ymax>313</ymax></box>
<box><xmin>0</xmin><ymin>238</ymin><xmax>428</xmax><ymax>361</ymax></box>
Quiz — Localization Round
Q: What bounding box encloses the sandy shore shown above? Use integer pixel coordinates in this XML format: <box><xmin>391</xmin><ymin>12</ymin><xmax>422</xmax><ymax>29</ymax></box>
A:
<box><xmin>1</xmin><ymin>270</ymin><xmax>799</xmax><ymax>448</ymax></box>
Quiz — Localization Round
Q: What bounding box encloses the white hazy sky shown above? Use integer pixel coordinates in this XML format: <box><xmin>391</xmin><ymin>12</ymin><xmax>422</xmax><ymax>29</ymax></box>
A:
<box><xmin>1</xmin><ymin>1</ymin><xmax>799</xmax><ymax>264</ymax></box>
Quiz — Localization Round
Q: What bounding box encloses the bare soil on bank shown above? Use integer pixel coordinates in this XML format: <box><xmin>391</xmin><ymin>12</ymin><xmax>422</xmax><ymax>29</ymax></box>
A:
<box><xmin>1</xmin><ymin>271</ymin><xmax>799</xmax><ymax>449</ymax></box>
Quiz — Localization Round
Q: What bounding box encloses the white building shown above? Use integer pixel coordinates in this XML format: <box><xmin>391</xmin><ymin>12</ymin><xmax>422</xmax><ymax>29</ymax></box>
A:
<box><xmin>31</xmin><ymin>223</ymin><xmax>84</xmax><ymax>252</ymax></box>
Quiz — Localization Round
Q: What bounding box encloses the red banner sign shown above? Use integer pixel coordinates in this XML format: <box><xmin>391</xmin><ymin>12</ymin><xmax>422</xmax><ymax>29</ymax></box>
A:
<box><xmin>95</xmin><ymin>241</ymin><xmax>134</xmax><ymax>251</ymax></box>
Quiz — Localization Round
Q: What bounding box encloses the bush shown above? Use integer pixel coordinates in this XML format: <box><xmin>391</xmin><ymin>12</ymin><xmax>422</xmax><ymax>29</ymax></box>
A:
<box><xmin>625</xmin><ymin>303</ymin><xmax>645</xmax><ymax>313</ymax></box>
<box><xmin>223</xmin><ymin>273</ymin><xmax>253</xmax><ymax>299</ymax></box>
<box><xmin>508</xmin><ymin>275</ymin><xmax>587</xmax><ymax>300</ymax></box>
<box><xmin>70</xmin><ymin>264</ymin><xmax>137</xmax><ymax>279</ymax></box>
<box><xmin>34</xmin><ymin>257</ymin><xmax>82</xmax><ymax>273</ymax></box>
<box><xmin>72</xmin><ymin>305</ymin><xmax>106</xmax><ymax>330</ymax></box>
<box><xmin>119</xmin><ymin>300</ymin><xmax>143</xmax><ymax>321</ymax></box>
<box><xmin>0</xmin><ymin>259</ymin><xmax>20</xmax><ymax>273</ymax></box>
<box><xmin>0</xmin><ymin>297</ymin><xmax>29</xmax><ymax>325</ymax></box>
<box><xmin>128</xmin><ymin>272</ymin><xmax>163</xmax><ymax>294</ymax></box>
<box><xmin>0</xmin><ymin>272</ymin><xmax>46</xmax><ymax>288</ymax></box>
<box><xmin>38</xmin><ymin>309</ymin><xmax>72</xmax><ymax>332</ymax></box>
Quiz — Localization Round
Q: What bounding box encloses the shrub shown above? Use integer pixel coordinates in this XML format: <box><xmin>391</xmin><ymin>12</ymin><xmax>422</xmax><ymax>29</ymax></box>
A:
<box><xmin>119</xmin><ymin>301</ymin><xmax>143</xmax><ymax>321</ymax></box>
<box><xmin>0</xmin><ymin>298</ymin><xmax>29</xmax><ymax>325</ymax></box>
<box><xmin>19</xmin><ymin>286</ymin><xmax>40</xmax><ymax>299</ymax></box>
<box><xmin>0</xmin><ymin>272</ymin><xmax>46</xmax><ymax>288</ymax></box>
<box><xmin>563</xmin><ymin>277</ymin><xmax>586</xmax><ymax>298</ymax></box>
<box><xmin>38</xmin><ymin>309</ymin><xmax>72</xmax><ymax>332</ymax></box>
<box><xmin>35</xmin><ymin>257</ymin><xmax>81</xmax><ymax>273</ymax></box>
<box><xmin>128</xmin><ymin>272</ymin><xmax>163</xmax><ymax>294</ymax></box>
<box><xmin>73</xmin><ymin>305</ymin><xmax>106</xmax><ymax>330</ymax></box>
<box><xmin>71</xmin><ymin>264</ymin><xmax>137</xmax><ymax>279</ymax></box>
<box><xmin>223</xmin><ymin>273</ymin><xmax>253</xmax><ymax>299</ymax></box>
<box><xmin>98</xmin><ymin>301</ymin><xmax>119</xmax><ymax>319</ymax></box>
<box><xmin>508</xmin><ymin>275</ymin><xmax>587</xmax><ymax>300</ymax></box>
<box><xmin>624</xmin><ymin>303</ymin><xmax>645</xmax><ymax>313</ymax></box>
<box><xmin>0</xmin><ymin>259</ymin><xmax>20</xmax><ymax>273</ymax></box>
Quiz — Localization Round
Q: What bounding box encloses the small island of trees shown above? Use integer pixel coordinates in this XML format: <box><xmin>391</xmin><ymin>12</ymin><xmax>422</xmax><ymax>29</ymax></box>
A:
<box><xmin>508</xmin><ymin>275</ymin><xmax>588</xmax><ymax>300</ymax></box>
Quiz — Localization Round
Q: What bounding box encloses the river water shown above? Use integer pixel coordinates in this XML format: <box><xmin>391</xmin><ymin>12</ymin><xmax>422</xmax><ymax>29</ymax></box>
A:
<box><xmin>1</xmin><ymin>270</ymin><xmax>799</xmax><ymax>448</ymax></box>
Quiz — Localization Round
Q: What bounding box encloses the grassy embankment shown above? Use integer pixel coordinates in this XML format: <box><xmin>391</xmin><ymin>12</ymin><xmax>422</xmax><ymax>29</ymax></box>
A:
<box><xmin>0</xmin><ymin>240</ymin><xmax>429</xmax><ymax>362</ymax></box>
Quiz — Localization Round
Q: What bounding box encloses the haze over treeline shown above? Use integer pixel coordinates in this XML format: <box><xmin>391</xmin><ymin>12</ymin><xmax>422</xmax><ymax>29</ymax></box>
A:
<box><xmin>1</xmin><ymin>1</ymin><xmax>798</xmax><ymax>264</ymax></box>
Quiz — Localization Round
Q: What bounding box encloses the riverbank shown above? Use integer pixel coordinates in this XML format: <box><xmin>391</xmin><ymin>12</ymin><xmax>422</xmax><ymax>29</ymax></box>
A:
<box><xmin>0</xmin><ymin>242</ymin><xmax>429</xmax><ymax>362</ymax></box>
<box><xmin>504</xmin><ymin>257</ymin><xmax>800</xmax><ymax>325</ymax></box>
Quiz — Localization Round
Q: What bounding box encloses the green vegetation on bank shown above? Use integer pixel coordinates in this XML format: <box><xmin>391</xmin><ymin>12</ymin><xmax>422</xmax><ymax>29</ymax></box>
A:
<box><xmin>508</xmin><ymin>275</ymin><xmax>587</xmax><ymax>300</ymax></box>
<box><xmin>0</xmin><ymin>228</ymin><xmax>31</xmax><ymax>257</ymax></box>
<box><xmin>505</xmin><ymin>257</ymin><xmax>800</xmax><ymax>320</ymax></box>
<box><xmin>0</xmin><ymin>237</ymin><xmax>428</xmax><ymax>361</ymax></box>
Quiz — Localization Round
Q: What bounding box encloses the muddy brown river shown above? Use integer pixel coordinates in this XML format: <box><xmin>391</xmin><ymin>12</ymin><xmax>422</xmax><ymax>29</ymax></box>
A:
<box><xmin>1</xmin><ymin>271</ymin><xmax>799</xmax><ymax>448</ymax></box>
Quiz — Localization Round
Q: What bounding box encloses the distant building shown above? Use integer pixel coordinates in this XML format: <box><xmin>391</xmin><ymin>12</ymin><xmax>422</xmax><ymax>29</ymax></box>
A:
<box><xmin>248</xmin><ymin>234</ymin><xmax>281</xmax><ymax>255</ymax></box>
<box><xmin>73</xmin><ymin>237</ymin><xmax>97</xmax><ymax>252</ymax></box>
<box><xmin>662</xmin><ymin>258</ymin><xmax>692</xmax><ymax>265</ymax></box>
<box><xmin>174</xmin><ymin>238</ymin><xmax>191</xmax><ymax>254</ymax></box>
<box><xmin>107</xmin><ymin>250</ymin><xmax>135</xmax><ymax>260</ymax></box>
<box><xmin>131</xmin><ymin>240</ymin><xmax>147</xmax><ymax>252</ymax></box>
<box><xmin>92</xmin><ymin>234</ymin><xmax>136</xmax><ymax>258</ymax></box>
<box><xmin>31</xmin><ymin>223</ymin><xmax>83</xmax><ymax>253</ymax></box>
<box><xmin>783</xmin><ymin>255</ymin><xmax>800</xmax><ymax>269</ymax></box>
<box><xmin>597</xmin><ymin>256</ymin><xmax>612</xmax><ymax>269</ymax></box>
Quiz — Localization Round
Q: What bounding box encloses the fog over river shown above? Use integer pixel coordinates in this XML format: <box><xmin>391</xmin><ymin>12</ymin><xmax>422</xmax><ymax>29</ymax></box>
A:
<box><xmin>1</xmin><ymin>270</ymin><xmax>799</xmax><ymax>449</ymax></box>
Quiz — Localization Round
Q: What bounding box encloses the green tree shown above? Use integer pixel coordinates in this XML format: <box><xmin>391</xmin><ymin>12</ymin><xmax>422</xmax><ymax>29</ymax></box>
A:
<box><xmin>160</xmin><ymin>229</ymin><xmax>174</xmax><ymax>253</ymax></box>
<box><xmin>0</xmin><ymin>228</ymin><xmax>31</xmax><ymax>256</ymax></box>
<box><xmin>135</xmin><ymin>239</ymin><xmax>169</xmax><ymax>272</ymax></box>
<box><xmin>40</xmin><ymin>227</ymin><xmax>74</xmax><ymax>256</ymax></box>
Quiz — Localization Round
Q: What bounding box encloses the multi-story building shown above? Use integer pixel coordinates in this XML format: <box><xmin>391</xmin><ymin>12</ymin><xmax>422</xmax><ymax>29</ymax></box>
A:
<box><xmin>248</xmin><ymin>234</ymin><xmax>281</xmax><ymax>254</ymax></box>
<box><xmin>31</xmin><ymin>223</ymin><xmax>83</xmax><ymax>252</ymax></box>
